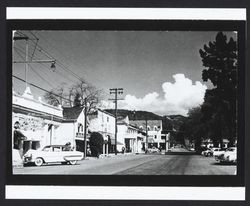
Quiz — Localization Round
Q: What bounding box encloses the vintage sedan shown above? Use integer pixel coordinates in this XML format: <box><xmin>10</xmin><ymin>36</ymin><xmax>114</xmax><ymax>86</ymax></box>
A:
<box><xmin>215</xmin><ymin>147</ymin><xmax>237</xmax><ymax>164</ymax></box>
<box><xmin>23</xmin><ymin>145</ymin><xmax>84</xmax><ymax>166</ymax></box>
<box><xmin>147</xmin><ymin>147</ymin><xmax>160</xmax><ymax>154</ymax></box>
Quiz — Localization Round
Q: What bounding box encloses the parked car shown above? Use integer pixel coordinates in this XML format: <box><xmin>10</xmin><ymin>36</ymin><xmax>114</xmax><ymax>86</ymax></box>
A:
<box><xmin>197</xmin><ymin>146</ymin><xmax>209</xmax><ymax>155</ymax></box>
<box><xmin>215</xmin><ymin>147</ymin><xmax>237</xmax><ymax>163</ymax></box>
<box><xmin>23</xmin><ymin>145</ymin><xmax>84</xmax><ymax>166</ymax></box>
<box><xmin>201</xmin><ymin>148</ymin><xmax>212</xmax><ymax>156</ymax></box>
<box><xmin>203</xmin><ymin>147</ymin><xmax>225</xmax><ymax>157</ymax></box>
<box><xmin>212</xmin><ymin>147</ymin><xmax>226</xmax><ymax>157</ymax></box>
<box><xmin>147</xmin><ymin>147</ymin><xmax>160</xmax><ymax>154</ymax></box>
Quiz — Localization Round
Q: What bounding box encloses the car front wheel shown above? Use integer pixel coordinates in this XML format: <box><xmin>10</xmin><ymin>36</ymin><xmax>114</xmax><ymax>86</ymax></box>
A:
<box><xmin>69</xmin><ymin>160</ymin><xmax>77</xmax><ymax>165</ymax></box>
<box><xmin>34</xmin><ymin>158</ymin><xmax>43</xmax><ymax>166</ymax></box>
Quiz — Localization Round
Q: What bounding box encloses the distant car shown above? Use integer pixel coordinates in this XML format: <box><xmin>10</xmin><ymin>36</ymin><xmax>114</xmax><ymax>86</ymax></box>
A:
<box><xmin>147</xmin><ymin>147</ymin><xmax>160</xmax><ymax>154</ymax></box>
<box><xmin>201</xmin><ymin>148</ymin><xmax>212</xmax><ymax>156</ymax></box>
<box><xmin>215</xmin><ymin>147</ymin><xmax>237</xmax><ymax>163</ymax></box>
<box><xmin>23</xmin><ymin>145</ymin><xmax>84</xmax><ymax>166</ymax></box>
<box><xmin>212</xmin><ymin>147</ymin><xmax>226</xmax><ymax>157</ymax></box>
<box><xmin>197</xmin><ymin>146</ymin><xmax>209</xmax><ymax>155</ymax></box>
<box><xmin>203</xmin><ymin>147</ymin><xmax>224</xmax><ymax>157</ymax></box>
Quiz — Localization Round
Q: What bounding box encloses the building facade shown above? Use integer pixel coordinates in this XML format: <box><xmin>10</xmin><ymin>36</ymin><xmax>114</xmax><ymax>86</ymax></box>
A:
<box><xmin>56</xmin><ymin>106</ymin><xmax>87</xmax><ymax>152</ymax></box>
<box><xmin>88</xmin><ymin>109</ymin><xmax>116</xmax><ymax>154</ymax></box>
<box><xmin>130</xmin><ymin>119</ymin><xmax>164</xmax><ymax>150</ymax></box>
<box><xmin>117</xmin><ymin>116</ymin><xmax>145</xmax><ymax>153</ymax></box>
<box><xmin>12</xmin><ymin>87</ymin><xmax>63</xmax><ymax>165</ymax></box>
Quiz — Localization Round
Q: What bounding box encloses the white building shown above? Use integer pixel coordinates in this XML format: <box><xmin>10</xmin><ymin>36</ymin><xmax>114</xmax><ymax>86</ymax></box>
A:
<box><xmin>56</xmin><ymin>106</ymin><xmax>87</xmax><ymax>152</ymax></box>
<box><xmin>88</xmin><ymin>109</ymin><xmax>116</xmax><ymax>154</ymax></box>
<box><xmin>12</xmin><ymin>87</ymin><xmax>63</xmax><ymax>165</ymax></box>
<box><xmin>130</xmin><ymin>119</ymin><xmax>164</xmax><ymax>150</ymax></box>
<box><xmin>117</xmin><ymin>116</ymin><xmax>145</xmax><ymax>153</ymax></box>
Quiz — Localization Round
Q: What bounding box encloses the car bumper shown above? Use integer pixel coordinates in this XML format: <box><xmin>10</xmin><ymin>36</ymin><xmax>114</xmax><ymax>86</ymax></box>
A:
<box><xmin>23</xmin><ymin>156</ymin><xmax>33</xmax><ymax>164</ymax></box>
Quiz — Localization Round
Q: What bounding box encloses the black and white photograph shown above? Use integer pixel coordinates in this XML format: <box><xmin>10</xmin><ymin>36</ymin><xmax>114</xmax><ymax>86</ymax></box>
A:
<box><xmin>2</xmin><ymin>6</ymin><xmax>247</xmax><ymax>202</ymax></box>
<box><xmin>11</xmin><ymin>29</ymin><xmax>240</xmax><ymax>176</ymax></box>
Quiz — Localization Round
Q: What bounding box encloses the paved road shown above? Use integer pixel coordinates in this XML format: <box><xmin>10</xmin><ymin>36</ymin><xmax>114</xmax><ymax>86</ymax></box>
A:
<box><xmin>13</xmin><ymin>153</ymin><xmax>236</xmax><ymax>175</ymax></box>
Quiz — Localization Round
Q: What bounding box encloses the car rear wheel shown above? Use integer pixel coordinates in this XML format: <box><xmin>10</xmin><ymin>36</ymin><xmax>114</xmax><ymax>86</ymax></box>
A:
<box><xmin>69</xmin><ymin>160</ymin><xmax>77</xmax><ymax>165</ymax></box>
<box><xmin>34</xmin><ymin>158</ymin><xmax>43</xmax><ymax>166</ymax></box>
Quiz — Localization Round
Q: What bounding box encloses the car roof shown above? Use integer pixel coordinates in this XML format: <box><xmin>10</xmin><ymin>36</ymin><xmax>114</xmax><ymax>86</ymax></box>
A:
<box><xmin>44</xmin><ymin>145</ymin><xmax>66</xmax><ymax>147</ymax></box>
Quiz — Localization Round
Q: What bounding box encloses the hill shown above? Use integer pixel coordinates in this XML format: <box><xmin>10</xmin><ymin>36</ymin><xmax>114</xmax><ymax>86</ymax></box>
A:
<box><xmin>104</xmin><ymin>109</ymin><xmax>186</xmax><ymax>132</ymax></box>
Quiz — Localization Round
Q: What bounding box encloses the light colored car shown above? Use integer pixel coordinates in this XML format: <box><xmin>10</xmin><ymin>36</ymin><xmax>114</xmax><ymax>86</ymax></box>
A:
<box><xmin>147</xmin><ymin>147</ymin><xmax>160</xmax><ymax>154</ymax></box>
<box><xmin>201</xmin><ymin>148</ymin><xmax>212</xmax><ymax>156</ymax></box>
<box><xmin>212</xmin><ymin>148</ymin><xmax>226</xmax><ymax>157</ymax></box>
<box><xmin>23</xmin><ymin>145</ymin><xmax>84</xmax><ymax>166</ymax></box>
<box><xmin>215</xmin><ymin>147</ymin><xmax>237</xmax><ymax>163</ymax></box>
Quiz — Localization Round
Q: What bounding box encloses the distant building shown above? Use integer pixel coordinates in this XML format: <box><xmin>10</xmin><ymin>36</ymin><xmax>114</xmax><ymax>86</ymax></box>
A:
<box><xmin>130</xmin><ymin>119</ymin><xmax>164</xmax><ymax>149</ymax></box>
<box><xmin>201</xmin><ymin>138</ymin><xmax>230</xmax><ymax>148</ymax></box>
<box><xmin>117</xmin><ymin>116</ymin><xmax>145</xmax><ymax>153</ymax></box>
<box><xmin>88</xmin><ymin>109</ymin><xmax>116</xmax><ymax>154</ymax></box>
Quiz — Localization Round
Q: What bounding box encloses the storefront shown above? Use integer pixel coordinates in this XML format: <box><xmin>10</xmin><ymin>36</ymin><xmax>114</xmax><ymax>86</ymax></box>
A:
<box><xmin>12</xmin><ymin>89</ymin><xmax>63</xmax><ymax>165</ymax></box>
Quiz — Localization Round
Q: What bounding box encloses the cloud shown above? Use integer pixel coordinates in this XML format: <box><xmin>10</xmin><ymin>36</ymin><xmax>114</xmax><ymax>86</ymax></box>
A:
<box><xmin>119</xmin><ymin>73</ymin><xmax>207</xmax><ymax>116</ymax></box>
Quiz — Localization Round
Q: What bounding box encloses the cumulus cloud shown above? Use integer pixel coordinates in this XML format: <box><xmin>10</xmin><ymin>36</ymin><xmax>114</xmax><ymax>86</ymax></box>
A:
<box><xmin>120</xmin><ymin>73</ymin><xmax>207</xmax><ymax>116</ymax></box>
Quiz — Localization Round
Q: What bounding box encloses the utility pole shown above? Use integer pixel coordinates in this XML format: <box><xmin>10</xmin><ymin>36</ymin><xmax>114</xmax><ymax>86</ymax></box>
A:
<box><xmin>145</xmin><ymin>116</ymin><xmax>148</xmax><ymax>151</ymax></box>
<box><xmin>13</xmin><ymin>34</ymin><xmax>56</xmax><ymax>90</ymax></box>
<box><xmin>25</xmin><ymin>39</ymin><xmax>28</xmax><ymax>89</ymax></box>
<box><xmin>109</xmin><ymin>88</ymin><xmax>123</xmax><ymax>155</ymax></box>
<box><xmin>84</xmin><ymin>98</ymin><xmax>88</xmax><ymax>159</ymax></box>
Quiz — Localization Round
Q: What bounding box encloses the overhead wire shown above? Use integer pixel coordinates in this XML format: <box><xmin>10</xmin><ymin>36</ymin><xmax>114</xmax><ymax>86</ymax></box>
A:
<box><xmin>13</xmin><ymin>47</ymin><xmax>56</xmax><ymax>89</ymax></box>
<box><xmin>14</xmin><ymin>31</ymin><xmax>111</xmax><ymax>99</ymax></box>
<box><xmin>32</xmin><ymin>31</ymin><xmax>85</xmax><ymax>79</ymax></box>
<box><xmin>12</xmin><ymin>75</ymin><xmax>71</xmax><ymax>103</ymax></box>
<box><xmin>13</xmin><ymin>44</ymin><xmax>76</xmax><ymax>83</ymax></box>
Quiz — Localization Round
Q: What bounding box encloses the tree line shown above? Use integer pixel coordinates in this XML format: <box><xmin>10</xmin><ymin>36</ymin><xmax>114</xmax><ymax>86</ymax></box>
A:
<box><xmin>177</xmin><ymin>32</ymin><xmax>238</xmax><ymax>149</ymax></box>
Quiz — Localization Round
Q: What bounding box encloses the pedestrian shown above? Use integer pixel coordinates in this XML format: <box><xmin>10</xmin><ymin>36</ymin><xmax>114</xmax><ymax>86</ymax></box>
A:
<box><xmin>64</xmin><ymin>142</ymin><xmax>72</xmax><ymax>151</ymax></box>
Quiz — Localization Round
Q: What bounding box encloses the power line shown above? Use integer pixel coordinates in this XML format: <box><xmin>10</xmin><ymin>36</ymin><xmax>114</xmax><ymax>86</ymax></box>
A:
<box><xmin>32</xmin><ymin>31</ymin><xmax>86</xmax><ymax>81</ymax></box>
<box><xmin>12</xmin><ymin>75</ymin><xmax>71</xmax><ymax>103</ymax></box>
<box><xmin>14</xmin><ymin>47</ymin><xmax>56</xmax><ymax>89</ymax></box>
<box><xmin>14</xmin><ymin>31</ymin><xmax>81</xmax><ymax>82</ymax></box>
<box><xmin>14</xmin><ymin>45</ymin><xmax>77</xmax><ymax>87</ymax></box>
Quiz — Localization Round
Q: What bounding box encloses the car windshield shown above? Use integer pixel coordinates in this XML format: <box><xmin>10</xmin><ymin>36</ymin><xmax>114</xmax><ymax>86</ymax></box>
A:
<box><xmin>42</xmin><ymin>146</ymin><xmax>52</xmax><ymax>152</ymax></box>
<box><xmin>226</xmin><ymin>148</ymin><xmax>236</xmax><ymax>152</ymax></box>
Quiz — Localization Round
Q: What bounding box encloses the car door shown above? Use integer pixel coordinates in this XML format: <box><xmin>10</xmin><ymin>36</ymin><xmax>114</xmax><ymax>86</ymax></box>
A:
<box><xmin>40</xmin><ymin>146</ymin><xmax>55</xmax><ymax>162</ymax></box>
<box><xmin>51</xmin><ymin>146</ymin><xmax>65</xmax><ymax>162</ymax></box>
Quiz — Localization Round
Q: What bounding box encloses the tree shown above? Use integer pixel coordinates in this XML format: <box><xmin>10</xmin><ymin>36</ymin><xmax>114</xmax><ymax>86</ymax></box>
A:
<box><xmin>199</xmin><ymin>32</ymin><xmax>237</xmax><ymax>146</ymax></box>
<box><xmin>43</xmin><ymin>79</ymin><xmax>103</xmax><ymax>113</ymax></box>
<box><xmin>43</xmin><ymin>83</ymin><xmax>72</xmax><ymax>107</ymax></box>
<box><xmin>89</xmin><ymin>132</ymin><xmax>104</xmax><ymax>158</ymax></box>
<box><xmin>71</xmin><ymin>78</ymin><xmax>103</xmax><ymax>113</ymax></box>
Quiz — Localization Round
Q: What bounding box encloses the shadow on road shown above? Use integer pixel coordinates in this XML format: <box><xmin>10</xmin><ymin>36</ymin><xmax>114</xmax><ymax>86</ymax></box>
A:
<box><xmin>23</xmin><ymin>162</ymin><xmax>82</xmax><ymax>167</ymax></box>
<box><xmin>164</xmin><ymin>152</ymin><xmax>197</xmax><ymax>155</ymax></box>
<box><xmin>211</xmin><ymin>162</ymin><xmax>237</xmax><ymax>166</ymax></box>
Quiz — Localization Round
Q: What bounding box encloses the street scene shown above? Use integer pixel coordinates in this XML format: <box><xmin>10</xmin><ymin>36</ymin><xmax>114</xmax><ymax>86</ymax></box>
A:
<box><xmin>13</xmin><ymin>149</ymin><xmax>236</xmax><ymax>175</ymax></box>
<box><xmin>12</xmin><ymin>30</ymin><xmax>238</xmax><ymax>175</ymax></box>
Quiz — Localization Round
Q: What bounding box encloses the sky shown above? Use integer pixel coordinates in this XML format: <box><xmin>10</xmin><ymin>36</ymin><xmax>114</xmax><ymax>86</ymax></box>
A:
<box><xmin>12</xmin><ymin>30</ymin><xmax>237</xmax><ymax>116</ymax></box>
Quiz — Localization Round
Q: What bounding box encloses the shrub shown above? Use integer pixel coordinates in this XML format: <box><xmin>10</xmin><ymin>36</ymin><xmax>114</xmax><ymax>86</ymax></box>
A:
<box><xmin>89</xmin><ymin>132</ymin><xmax>104</xmax><ymax>157</ymax></box>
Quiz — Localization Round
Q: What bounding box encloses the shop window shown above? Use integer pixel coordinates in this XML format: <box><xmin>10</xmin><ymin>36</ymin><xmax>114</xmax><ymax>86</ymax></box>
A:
<box><xmin>78</xmin><ymin>123</ymin><xmax>83</xmax><ymax>132</ymax></box>
<box><xmin>154</xmin><ymin>126</ymin><xmax>158</xmax><ymax>131</ymax></box>
<box><xmin>147</xmin><ymin>126</ymin><xmax>151</xmax><ymax>131</ymax></box>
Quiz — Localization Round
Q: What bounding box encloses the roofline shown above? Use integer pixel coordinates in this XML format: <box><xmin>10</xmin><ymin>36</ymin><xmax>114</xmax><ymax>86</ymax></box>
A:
<box><xmin>98</xmin><ymin>108</ymin><xmax>115</xmax><ymax>117</ymax></box>
<box><xmin>12</xmin><ymin>104</ymin><xmax>63</xmax><ymax>122</ymax></box>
